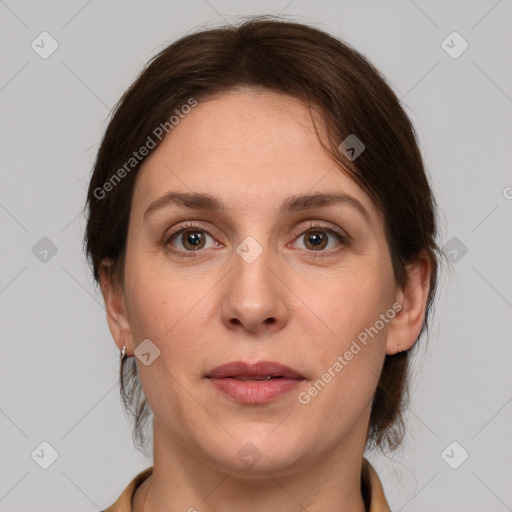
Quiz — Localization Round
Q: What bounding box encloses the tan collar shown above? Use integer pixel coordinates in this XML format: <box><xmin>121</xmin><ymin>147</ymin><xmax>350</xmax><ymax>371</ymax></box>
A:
<box><xmin>363</xmin><ymin>458</ymin><xmax>392</xmax><ymax>512</ymax></box>
<box><xmin>102</xmin><ymin>458</ymin><xmax>390</xmax><ymax>512</ymax></box>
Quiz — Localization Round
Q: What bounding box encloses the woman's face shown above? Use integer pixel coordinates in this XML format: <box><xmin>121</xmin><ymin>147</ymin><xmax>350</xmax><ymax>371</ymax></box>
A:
<box><xmin>109</xmin><ymin>89</ymin><xmax>406</xmax><ymax>474</ymax></box>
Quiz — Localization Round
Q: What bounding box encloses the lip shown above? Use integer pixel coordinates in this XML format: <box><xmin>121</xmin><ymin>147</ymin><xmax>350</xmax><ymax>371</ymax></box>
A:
<box><xmin>205</xmin><ymin>360</ymin><xmax>306</xmax><ymax>404</ymax></box>
<box><xmin>206</xmin><ymin>360</ymin><xmax>305</xmax><ymax>379</ymax></box>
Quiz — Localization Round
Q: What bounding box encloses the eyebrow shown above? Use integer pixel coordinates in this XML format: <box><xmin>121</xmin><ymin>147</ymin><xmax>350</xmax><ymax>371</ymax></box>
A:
<box><xmin>143</xmin><ymin>191</ymin><xmax>373</xmax><ymax>227</ymax></box>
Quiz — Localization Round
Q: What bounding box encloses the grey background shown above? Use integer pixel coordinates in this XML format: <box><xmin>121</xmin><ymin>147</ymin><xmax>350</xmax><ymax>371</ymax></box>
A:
<box><xmin>1</xmin><ymin>1</ymin><xmax>511</xmax><ymax>510</ymax></box>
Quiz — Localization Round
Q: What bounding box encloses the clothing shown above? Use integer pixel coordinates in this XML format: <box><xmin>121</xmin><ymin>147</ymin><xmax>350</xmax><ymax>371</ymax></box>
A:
<box><xmin>101</xmin><ymin>457</ymin><xmax>390</xmax><ymax>512</ymax></box>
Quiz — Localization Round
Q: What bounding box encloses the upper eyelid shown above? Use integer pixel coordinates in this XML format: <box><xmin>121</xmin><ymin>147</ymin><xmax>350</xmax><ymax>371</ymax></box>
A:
<box><xmin>298</xmin><ymin>221</ymin><xmax>348</xmax><ymax>236</ymax></box>
<box><xmin>166</xmin><ymin>222</ymin><xmax>217</xmax><ymax>240</ymax></box>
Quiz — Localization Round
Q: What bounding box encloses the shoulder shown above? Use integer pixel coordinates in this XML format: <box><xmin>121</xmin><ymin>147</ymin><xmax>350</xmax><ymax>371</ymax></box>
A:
<box><xmin>102</xmin><ymin>467</ymin><xmax>153</xmax><ymax>512</ymax></box>
<box><xmin>362</xmin><ymin>458</ymin><xmax>391</xmax><ymax>512</ymax></box>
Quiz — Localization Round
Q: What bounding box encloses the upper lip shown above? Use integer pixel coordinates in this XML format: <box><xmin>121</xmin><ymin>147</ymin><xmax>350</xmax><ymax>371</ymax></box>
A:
<box><xmin>206</xmin><ymin>361</ymin><xmax>305</xmax><ymax>379</ymax></box>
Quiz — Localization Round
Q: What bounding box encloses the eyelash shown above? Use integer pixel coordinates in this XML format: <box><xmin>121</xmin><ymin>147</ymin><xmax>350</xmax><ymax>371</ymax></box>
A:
<box><xmin>164</xmin><ymin>222</ymin><xmax>349</xmax><ymax>259</ymax></box>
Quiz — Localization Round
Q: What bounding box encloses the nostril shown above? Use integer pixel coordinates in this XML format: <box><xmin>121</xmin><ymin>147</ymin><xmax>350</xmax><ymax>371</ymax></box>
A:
<box><xmin>265</xmin><ymin>317</ymin><xmax>276</xmax><ymax>324</ymax></box>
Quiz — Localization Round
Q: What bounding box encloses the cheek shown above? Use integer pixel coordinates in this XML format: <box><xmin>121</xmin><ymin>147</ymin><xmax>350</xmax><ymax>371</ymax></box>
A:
<box><xmin>124</xmin><ymin>265</ymin><xmax>217</xmax><ymax>369</ymax></box>
<box><xmin>298</xmin><ymin>259</ymin><xmax>395</xmax><ymax>409</ymax></box>
<box><xmin>297</xmin><ymin>261</ymin><xmax>394</xmax><ymax>350</ymax></box>
<box><xmin>295</xmin><ymin>271</ymin><xmax>392</xmax><ymax>423</ymax></box>
<box><xmin>123</xmin><ymin>271</ymin><xmax>215</xmax><ymax>418</ymax></box>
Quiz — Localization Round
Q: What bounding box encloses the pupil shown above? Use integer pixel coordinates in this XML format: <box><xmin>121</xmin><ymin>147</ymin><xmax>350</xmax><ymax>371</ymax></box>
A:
<box><xmin>184</xmin><ymin>231</ymin><xmax>204</xmax><ymax>249</ymax></box>
<box><xmin>307</xmin><ymin>231</ymin><xmax>326</xmax><ymax>250</ymax></box>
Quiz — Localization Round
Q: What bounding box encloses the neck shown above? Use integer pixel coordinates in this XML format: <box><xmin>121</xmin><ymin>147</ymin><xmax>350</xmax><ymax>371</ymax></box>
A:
<box><xmin>135</xmin><ymin>420</ymin><xmax>368</xmax><ymax>512</ymax></box>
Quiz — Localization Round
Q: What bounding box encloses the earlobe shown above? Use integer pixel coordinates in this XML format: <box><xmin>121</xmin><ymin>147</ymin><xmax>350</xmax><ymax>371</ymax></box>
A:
<box><xmin>386</xmin><ymin>252</ymin><xmax>432</xmax><ymax>355</ymax></box>
<box><xmin>98</xmin><ymin>259</ymin><xmax>134</xmax><ymax>355</ymax></box>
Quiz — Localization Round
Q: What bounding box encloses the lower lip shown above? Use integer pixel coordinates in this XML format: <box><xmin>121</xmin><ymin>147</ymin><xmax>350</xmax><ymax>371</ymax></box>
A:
<box><xmin>208</xmin><ymin>377</ymin><xmax>304</xmax><ymax>404</ymax></box>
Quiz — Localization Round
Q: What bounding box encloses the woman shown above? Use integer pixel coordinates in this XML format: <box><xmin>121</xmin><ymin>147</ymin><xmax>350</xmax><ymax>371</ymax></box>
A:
<box><xmin>85</xmin><ymin>16</ymin><xmax>441</xmax><ymax>512</ymax></box>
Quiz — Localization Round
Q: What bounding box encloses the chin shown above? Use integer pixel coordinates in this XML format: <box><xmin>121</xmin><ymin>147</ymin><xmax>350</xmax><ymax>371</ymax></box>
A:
<box><xmin>206</xmin><ymin>429</ymin><xmax>305</xmax><ymax>476</ymax></box>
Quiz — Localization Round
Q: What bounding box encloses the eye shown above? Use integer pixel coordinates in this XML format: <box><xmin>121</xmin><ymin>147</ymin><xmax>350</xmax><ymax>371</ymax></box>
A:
<box><xmin>292</xmin><ymin>224</ymin><xmax>347</xmax><ymax>252</ymax></box>
<box><xmin>166</xmin><ymin>223</ymin><xmax>220</xmax><ymax>253</ymax></box>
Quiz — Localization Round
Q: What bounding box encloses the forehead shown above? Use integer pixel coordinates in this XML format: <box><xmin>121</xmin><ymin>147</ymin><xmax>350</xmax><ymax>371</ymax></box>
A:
<box><xmin>132</xmin><ymin>89</ymin><xmax>381</xmax><ymax>224</ymax></box>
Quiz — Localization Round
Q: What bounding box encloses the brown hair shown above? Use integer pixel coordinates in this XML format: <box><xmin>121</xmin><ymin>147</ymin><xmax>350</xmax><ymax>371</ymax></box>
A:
<box><xmin>84</xmin><ymin>16</ymin><xmax>442</xmax><ymax>455</ymax></box>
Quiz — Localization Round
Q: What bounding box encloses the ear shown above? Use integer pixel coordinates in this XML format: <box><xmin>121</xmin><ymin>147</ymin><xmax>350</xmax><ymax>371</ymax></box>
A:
<box><xmin>386</xmin><ymin>251</ymin><xmax>432</xmax><ymax>355</ymax></box>
<box><xmin>98</xmin><ymin>259</ymin><xmax>134</xmax><ymax>356</ymax></box>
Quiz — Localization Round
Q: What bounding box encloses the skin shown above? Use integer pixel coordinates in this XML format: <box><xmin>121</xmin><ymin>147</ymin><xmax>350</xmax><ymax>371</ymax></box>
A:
<box><xmin>99</xmin><ymin>88</ymin><xmax>431</xmax><ymax>512</ymax></box>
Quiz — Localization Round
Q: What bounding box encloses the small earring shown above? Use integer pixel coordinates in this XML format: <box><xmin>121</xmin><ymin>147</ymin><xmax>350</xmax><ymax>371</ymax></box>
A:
<box><xmin>121</xmin><ymin>345</ymin><xmax>126</xmax><ymax>360</ymax></box>
<box><xmin>397</xmin><ymin>343</ymin><xmax>402</xmax><ymax>353</ymax></box>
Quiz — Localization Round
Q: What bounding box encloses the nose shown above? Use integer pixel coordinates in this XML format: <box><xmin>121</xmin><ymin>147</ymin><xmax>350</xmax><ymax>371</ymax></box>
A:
<box><xmin>220</xmin><ymin>243</ymin><xmax>290</xmax><ymax>335</ymax></box>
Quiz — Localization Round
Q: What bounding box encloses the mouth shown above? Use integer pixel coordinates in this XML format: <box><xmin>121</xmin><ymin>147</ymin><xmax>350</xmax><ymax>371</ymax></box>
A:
<box><xmin>205</xmin><ymin>360</ymin><xmax>305</xmax><ymax>380</ymax></box>
<box><xmin>205</xmin><ymin>361</ymin><xmax>305</xmax><ymax>404</ymax></box>
<box><xmin>227</xmin><ymin>375</ymin><xmax>282</xmax><ymax>381</ymax></box>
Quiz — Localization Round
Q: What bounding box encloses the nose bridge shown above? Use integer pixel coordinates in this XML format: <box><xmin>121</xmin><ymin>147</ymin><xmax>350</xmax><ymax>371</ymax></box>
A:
<box><xmin>221</xmin><ymin>235</ymin><xmax>288</xmax><ymax>332</ymax></box>
<box><xmin>235</xmin><ymin>237</ymin><xmax>272</xmax><ymax>293</ymax></box>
